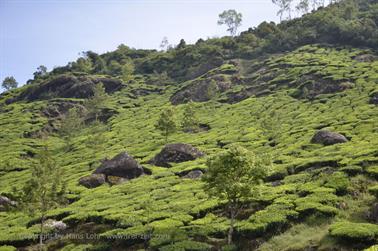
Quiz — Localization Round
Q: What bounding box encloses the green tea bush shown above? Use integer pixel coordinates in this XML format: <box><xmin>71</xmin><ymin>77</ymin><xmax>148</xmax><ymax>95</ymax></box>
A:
<box><xmin>329</xmin><ymin>221</ymin><xmax>378</xmax><ymax>243</ymax></box>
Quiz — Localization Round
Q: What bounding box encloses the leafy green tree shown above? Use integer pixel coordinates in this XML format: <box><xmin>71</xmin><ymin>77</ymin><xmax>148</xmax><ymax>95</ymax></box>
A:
<box><xmin>85</xmin><ymin>82</ymin><xmax>108</xmax><ymax>120</ymax></box>
<box><xmin>20</xmin><ymin>145</ymin><xmax>66</xmax><ymax>249</ymax></box>
<box><xmin>260</xmin><ymin>110</ymin><xmax>282</xmax><ymax>145</ymax></box>
<box><xmin>203</xmin><ymin>145</ymin><xmax>271</xmax><ymax>244</ymax></box>
<box><xmin>121</xmin><ymin>61</ymin><xmax>135</xmax><ymax>82</ymax></box>
<box><xmin>181</xmin><ymin>101</ymin><xmax>200</xmax><ymax>133</ymax></box>
<box><xmin>75</xmin><ymin>57</ymin><xmax>93</xmax><ymax>73</ymax></box>
<box><xmin>217</xmin><ymin>9</ymin><xmax>243</xmax><ymax>36</ymax></box>
<box><xmin>59</xmin><ymin>107</ymin><xmax>84</xmax><ymax>151</ymax></box>
<box><xmin>2</xmin><ymin>76</ymin><xmax>18</xmax><ymax>91</ymax></box>
<box><xmin>86</xmin><ymin>120</ymin><xmax>107</xmax><ymax>169</ymax></box>
<box><xmin>176</xmin><ymin>39</ymin><xmax>187</xmax><ymax>49</ymax></box>
<box><xmin>155</xmin><ymin>107</ymin><xmax>177</xmax><ymax>143</ymax></box>
<box><xmin>207</xmin><ymin>79</ymin><xmax>218</xmax><ymax>99</ymax></box>
<box><xmin>33</xmin><ymin>65</ymin><xmax>48</xmax><ymax>79</ymax></box>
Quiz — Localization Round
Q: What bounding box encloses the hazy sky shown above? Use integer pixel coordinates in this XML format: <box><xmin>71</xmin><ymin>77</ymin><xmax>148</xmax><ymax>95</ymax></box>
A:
<box><xmin>0</xmin><ymin>0</ymin><xmax>281</xmax><ymax>86</ymax></box>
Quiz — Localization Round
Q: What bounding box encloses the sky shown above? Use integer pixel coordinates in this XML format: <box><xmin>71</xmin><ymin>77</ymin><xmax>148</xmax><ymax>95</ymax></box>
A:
<box><xmin>0</xmin><ymin>0</ymin><xmax>282</xmax><ymax>87</ymax></box>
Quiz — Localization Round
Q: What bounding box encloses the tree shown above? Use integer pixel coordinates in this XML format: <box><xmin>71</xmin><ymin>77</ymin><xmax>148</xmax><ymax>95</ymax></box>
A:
<box><xmin>2</xmin><ymin>76</ymin><xmax>18</xmax><ymax>91</ymax></box>
<box><xmin>181</xmin><ymin>101</ymin><xmax>200</xmax><ymax>133</ymax></box>
<box><xmin>85</xmin><ymin>82</ymin><xmax>108</xmax><ymax>120</ymax></box>
<box><xmin>160</xmin><ymin>36</ymin><xmax>169</xmax><ymax>51</ymax></box>
<box><xmin>86</xmin><ymin>120</ymin><xmax>107</xmax><ymax>169</ymax></box>
<box><xmin>33</xmin><ymin>65</ymin><xmax>48</xmax><ymax>79</ymax></box>
<box><xmin>217</xmin><ymin>9</ymin><xmax>243</xmax><ymax>36</ymax></box>
<box><xmin>272</xmin><ymin>0</ymin><xmax>293</xmax><ymax>21</ymax></box>
<box><xmin>203</xmin><ymin>145</ymin><xmax>271</xmax><ymax>244</ymax></box>
<box><xmin>121</xmin><ymin>60</ymin><xmax>135</xmax><ymax>82</ymax></box>
<box><xmin>176</xmin><ymin>39</ymin><xmax>186</xmax><ymax>49</ymax></box>
<box><xmin>155</xmin><ymin>107</ymin><xmax>177</xmax><ymax>143</ymax></box>
<box><xmin>20</xmin><ymin>145</ymin><xmax>66</xmax><ymax>249</ymax></box>
<box><xmin>75</xmin><ymin>57</ymin><xmax>93</xmax><ymax>73</ymax></box>
<box><xmin>59</xmin><ymin>106</ymin><xmax>84</xmax><ymax>151</ymax></box>
<box><xmin>260</xmin><ymin>110</ymin><xmax>282</xmax><ymax>145</ymax></box>
<box><xmin>296</xmin><ymin>0</ymin><xmax>310</xmax><ymax>14</ymax></box>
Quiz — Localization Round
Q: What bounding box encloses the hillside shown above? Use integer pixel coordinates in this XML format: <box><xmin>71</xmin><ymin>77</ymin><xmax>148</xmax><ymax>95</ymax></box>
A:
<box><xmin>1</xmin><ymin>1</ymin><xmax>378</xmax><ymax>251</ymax></box>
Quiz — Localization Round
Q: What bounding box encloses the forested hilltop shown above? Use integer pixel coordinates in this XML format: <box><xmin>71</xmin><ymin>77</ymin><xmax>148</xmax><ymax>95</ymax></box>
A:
<box><xmin>0</xmin><ymin>0</ymin><xmax>378</xmax><ymax>250</ymax></box>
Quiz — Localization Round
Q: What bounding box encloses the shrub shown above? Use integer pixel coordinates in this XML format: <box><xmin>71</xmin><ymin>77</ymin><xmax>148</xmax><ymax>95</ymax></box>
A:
<box><xmin>0</xmin><ymin>246</ymin><xmax>16</xmax><ymax>251</ymax></box>
<box><xmin>159</xmin><ymin>240</ymin><xmax>212</xmax><ymax>251</ymax></box>
<box><xmin>329</xmin><ymin>221</ymin><xmax>378</xmax><ymax>243</ymax></box>
<box><xmin>340</xmin><ymin>165</ymin><xmax>363</xmax><ymax>176</ymax></box>
<box><xmin>324</xmin><ymin>172</ymin><xmax>350</xmax><ymax>195</ymax></box>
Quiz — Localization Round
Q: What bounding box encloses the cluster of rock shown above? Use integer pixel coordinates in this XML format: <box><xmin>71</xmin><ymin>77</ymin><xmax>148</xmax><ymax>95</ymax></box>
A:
<box><xmin>79</xmin><ymin>144</ymin><xmax>205</xmax><ymax>188</ymax></box>
<box><xmin>79</xmin><ymin>152</ymin><xmax>146</xmax><ymax>188</ymax></box>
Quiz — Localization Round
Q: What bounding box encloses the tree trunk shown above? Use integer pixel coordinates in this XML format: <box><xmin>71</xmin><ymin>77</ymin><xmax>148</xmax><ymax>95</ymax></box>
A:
<box><xmin>39</xmin><ymin>215</ymin><xmax>44</xmax><ymax>250</ymax></box>
<box><xmin>228</xmin><ymin>207</ymin><xmax>235</xmax><ymax>245</ymax></box>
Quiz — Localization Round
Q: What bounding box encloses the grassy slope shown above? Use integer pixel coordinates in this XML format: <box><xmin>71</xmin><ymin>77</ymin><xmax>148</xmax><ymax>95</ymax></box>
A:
<box><xmin>0</xmin><ymin>45</ymin><xmax>377</xmax><ymax>250</ymax></box>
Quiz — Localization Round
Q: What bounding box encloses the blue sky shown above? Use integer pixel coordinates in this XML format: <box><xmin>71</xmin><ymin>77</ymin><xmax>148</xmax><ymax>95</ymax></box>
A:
<box><xmin>0</xmin><ymin>0</ymin><xmax>281</xmax><ymax>86</ymax></box>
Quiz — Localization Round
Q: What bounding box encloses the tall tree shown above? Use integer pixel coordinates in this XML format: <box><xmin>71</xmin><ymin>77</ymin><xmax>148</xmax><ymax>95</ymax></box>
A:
<box><xmin>59</xmin><ymin>106</ymin><xmax>84</xmax><ymax>151</ymax></box>
<box><xmin>155</xmin><ymin>107</ymin><xmax>177</xmax><ymax>143</ymax></box>
<box><xmin>33</xmin><ymin>65</ymin><xmax>48</xmax><ymax>79</ymax></box>
<box><xmin>85</xmin><ymin>82</ymin><xmax>108</xmax><ymax>121</ymax></box>
<box><xmin>1</xmin><ymin>76</ymin><xmax>18</xmax><ymax>91</ymax></box>
<box><xmin>20</xmin><ymin>144</ymin><xmax>66</xmax><ymax>249</ymax></box>
<box><xmin>202</xmin><ymin>145</ymin><xmax>271</xmax><ymax>244</ymax></box>
<box><xmin>217</xmin><ymin>9</ymin><xmax>243</xmax><ymax>36</ymax></box>
<box><xmin>160</xmin><ymin>36</ymin><xmax>169</xmax><ymax>51</ymax></box>
<box><xmin>86</xmin><ymin>120</ymin><xmax>107</xmax><ymax>169</ymax></box>
<box><xmin>296</xmin><ymin>0</ymin><xmax>310</xmax><ymax>14</ymax></box>
<box><xmin>181</xmin><ymin>101</ymin><xmax>200</xmax><ymax>133</ymax></box>
<box><xmin>272</xmin><ymin>0</ymin><xmax>293</xmax><ymax>21</ymax></box>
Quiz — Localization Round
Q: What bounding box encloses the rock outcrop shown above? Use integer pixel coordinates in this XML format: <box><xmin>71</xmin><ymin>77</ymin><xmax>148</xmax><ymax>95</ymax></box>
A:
<box><xmin>78</xmin><ymin>174</ymin><xmax>106</xmax><ymax>188</ymax></box>
<box><xmin>311</xmin><ymin>130</ymin><xmax>348</xmax><ymax>146</ymax></box>
<box><xmin>94</xmin><ymin>152</ymin><xmax>145</xmax><ymax>179</ymax></box>
<box><xmin>182</xmin><ymin>170</ymin><xmax>203</xmax><ymax>179</ymax></box>
<box><xmin>7</xmin><ymin>75</ymin><xmax>123</xmax><ymax>103</ymax></box>
<box><xmin>149</xmin><ymin>143</ymin><xmax>204</xmax><ymax>167</ymax></box>
<box><xmin>370</xmin><ymin>91</ymin><xmax>378</xmax><ymax>105</ymax></box>
<box><xmin>0</xmin><ymin>196</ymin><xmax>17</xmax><ymax>211</ymax></box>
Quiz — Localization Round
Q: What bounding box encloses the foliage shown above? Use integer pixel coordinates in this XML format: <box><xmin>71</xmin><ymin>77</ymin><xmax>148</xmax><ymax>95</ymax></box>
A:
<box><xmin>181</xmin><ymin>101</ymin><xmax>200</xmax><ymax>133</ymax></box>
<box><xmin>203</xmin><ymin>145</ymin><xmax>271</xmax><ymax>244</ymax></box>
<box><xmin>329</xmin><ymin>221</ymin><xmax>378</xmax><ymax>243</ymax></box>
<box><xmin>218</xmin><ymin>9</ymin><xmax>243</xmax><ymax>36</ymax></box>
<box><xmin>18</xmin><ymin>144</ymin><xmax>66</xmax><ymax>247</ymax></box>
<box><xmin>1</xmin><ymin>76</ymin><xmax>18</xmax><ymax>91</ymax></box>
<box><xmin>59</xmin><ymin>106</ymin><xmax>85</xmax><ymax>151</ymax></box>
<box><xmin>84</xmin><ymin>82</ymin><xmax>108</xmax><ymax>120</ymax></box>
<box><xmin>155</xmin><ymin>107</ymin><xmax>177</xmax><ymax>143</ymax></box>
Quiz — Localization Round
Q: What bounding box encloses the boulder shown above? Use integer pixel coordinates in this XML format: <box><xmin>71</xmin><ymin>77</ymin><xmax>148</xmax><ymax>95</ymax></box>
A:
<box><xmin>0</xmin><ymin>196</ymin><xmax>17</xmax><ymax>211</ymax></box>
<box><xmin>311</xmin><ymin>130</ymin><xmax>348</xmax><ymax>146</ymax></box>
<box><xmin>79</xmin><ymin>174</ymin><xmax>106</xmax><ymax>188</ymax></box>
<box><xmin>370</xmin><ymin>92</ymin><xmax>378</xmax><ymax>105</ymax></box>
<box><xmin>107</xmin><ymin>176</ymin><xmax>128</xmax><ymax>185</ymax></box>
<box><xmin>94</xmin><ymin>152</ymin><xmax>145</xmax><ymax>179</ymax></box>
<box><xmin>149</xmin><ymin>143</ymin><xmax>204</xmax><ymax>167</ymax></box>
<box><xmin>44</xmin><ymin>219</ymin><xmax>67</xmax><ymax>231</ymax></box>
<box><xmin>353</xmin><ymin>54</ymin><xmax>378</xmax><ymax>62</ymax></box>
<box><xmin>182</xmin><ymin>170</ymin><xmax>203</xmax><ymax>179</ymax></box>
<box><xmin>368</xmin><ymin>203</ymin><xmax>378</xmax><ymax>223</ymax></box>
